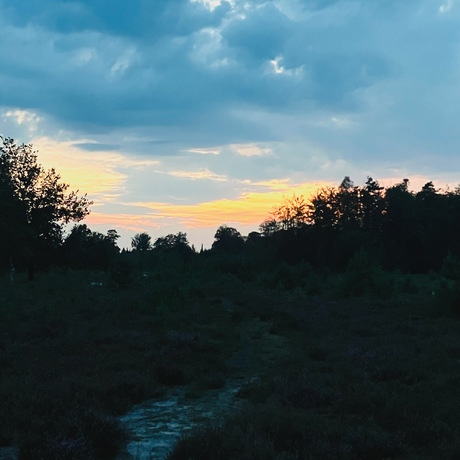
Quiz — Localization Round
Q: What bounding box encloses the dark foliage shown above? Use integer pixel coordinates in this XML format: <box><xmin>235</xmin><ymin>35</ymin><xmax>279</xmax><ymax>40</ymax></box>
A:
<box><xmin>62</xmin><ymin>224</ymin><xmax>119</xmax><ymax>270</ymax></box>
<box><xmin>3</xmin><ymin>139</ymin><xmax>460</xmax><ymax>460</ymax></box>
<box><xmin>131</xmin><ymin>232</ymin><xmax>152</xmax><ymax>251</ymax></box>
<box><xmin>255</xmin><ymin>176</ymin><xmax>460</xmax><ymax>273</ymax></box>
<box><xmin>0</xmin><ymin>136</ymin><xmax>92</xmax><ymax>273</ymax></box>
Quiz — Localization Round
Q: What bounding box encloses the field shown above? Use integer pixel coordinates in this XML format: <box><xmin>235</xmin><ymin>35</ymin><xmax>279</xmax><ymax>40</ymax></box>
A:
<box><xmin>1</xmin><ymin>257</ymin><xmax>460</xmax><ymax>459</ymax></box>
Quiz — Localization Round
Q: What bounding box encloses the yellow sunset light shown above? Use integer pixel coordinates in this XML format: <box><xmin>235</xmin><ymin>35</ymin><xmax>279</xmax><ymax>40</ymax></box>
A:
<box><xmin>130</xmin><ymin>181</ymin><xmax>331</xmax><ymax>228</ymax></box>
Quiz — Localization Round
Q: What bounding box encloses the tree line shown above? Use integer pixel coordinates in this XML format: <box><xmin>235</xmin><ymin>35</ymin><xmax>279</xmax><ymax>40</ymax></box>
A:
<box><xmin>256</xmin><ymin>176</ymin><xmax>460</xmax><ymax>272</ymax></box>
<box><xmin>2</xmin><ymin>136</ymin><xmax>460</xmax><ymax>277</ymax></box>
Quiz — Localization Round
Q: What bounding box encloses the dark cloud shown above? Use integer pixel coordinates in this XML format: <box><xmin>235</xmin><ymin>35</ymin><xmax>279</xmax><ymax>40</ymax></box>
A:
<box><xmin>223</xmin><ymin>3</ymin><xmax>292</xmax><ymax>62</ymax></box>
<box><xmin>0</xmin><ymin>0</ymin><xmax>459</xmax><ymax>166</ymax></box>
<box><xmin>1</xmin><ymin>0</ymin><xmax>230</xmax><ymax>37</ymax></box>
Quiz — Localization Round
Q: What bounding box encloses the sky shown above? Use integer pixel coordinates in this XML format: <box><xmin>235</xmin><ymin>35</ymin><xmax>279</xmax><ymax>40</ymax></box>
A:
<box><xmin>1</xmin><ymin>0</ymin><xmax>460</xmax><ymax>249</ymax></box>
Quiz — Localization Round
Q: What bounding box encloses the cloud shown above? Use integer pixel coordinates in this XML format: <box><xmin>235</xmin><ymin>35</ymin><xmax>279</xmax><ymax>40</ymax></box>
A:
<box><xmin>168</xmin><ymin>169</ymin><xmax>228</xmax><ymax>181</ymax></box>
<box><xmin>85</xmin><ymin>212</ymin><xmax>161</xmax><ymax>233</ymax></box>
<box><xmin>2</xmin><ymin>0</ymin><xmax>460</xmax><ymax>247</ymax></box>
<box><xmin>191</xmin><ymin>0</ymin><xmax>232</xmax><ymax>12</ymax></box>
<box><xmin>129</xmin><ymin>180</ymin><xmax>331</xmax><ymax>228</ymax></box>
<box><xmin>439</xmin><ymin>0</ymin><xmax>454</xmax><ymax>13</ymax></box>
<box><xmin>3</xmin><ymin>109</ymin><xmax>41</xmax><ymax>132</ymax></box>
<box><xmin>188</xmin><ymin>147</ymin><xmax>221</xmax><ymax>155</ymax></box>
<box><xmin>73</xmin><ymin>142</ymin><xmax>120</xmax><ymax>151</ymax></box>
<box><xmin>0</xmin><ymin>0</ymin><xmax>394</xmax><ymax>137</ymax></box>
<box><xmin>110</xmin><ymin>47</ymin><xmax>138</xmax><ymax>75</ymax></box>
<box><xmin>231</xmin><ymin>143</ymin><xmax>272</xmax><ymax>157</ymax></box>
<box><xmin>32</xmin><ymin>137</ymin><xmax>127</xmax><ymax>198</ymax></box>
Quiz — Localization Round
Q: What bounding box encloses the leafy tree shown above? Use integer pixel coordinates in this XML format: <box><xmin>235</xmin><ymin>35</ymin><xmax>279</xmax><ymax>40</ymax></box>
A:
<box><xmin>154</xmin><ymin>232</ymin><xmax>189</xmax><ymax>250</ymax></box>
<box><xmin>63</xmin><ymin>224</ymin><xmax>119</xmax><ymax>270</ymax></box>
<box><xmin>0</xmin><ymin>136</ymin><xmax>92</xmax><ymax>274</ymax></box>
<box><xmin>336</xmin><ymin>176</ymin><xmax>367</xmax><ymax>230</ymax></box>
<box><xmin>310</xmin><ymin>177</ymin><xmax>381</xmax><ymax>232</ymax></box>
<box><xmin>106</xmin><ymin>229</ymin><xmax>120</xmax><ymax>246</ymax></box>
<box><xmin>212</xmin><ymin>225</ymin><xmax>244</xmax><ymax>252</ymax></box>
<box><xmin>259</xmin><ymin>218</ymin><xmax>281</xmax><ymax>236</ymax></box>
<box><xmin>153</xmin><ymin>232</ymin><xmax>195</xmax><ymax>262</ymax></box>
<box><xmin>361</xmin><ymin>176</ymin><xmax>386</xmax><ymax>234</ymax></box>
<box><xmin>382</xmin><ymin>179</ymin><xmax>418</xmax><ymax>270</ymax></box>
<box><xmin>131</xmin><ymin>232</ymin><xmax>152</xmax><ymax>251</ymax></box>
<box><xmin>339</xmin><ymin>175</ymin><xmax>354</xmax><ymax>190</ymax></box>
<box><xmin>272</xmin><ymin>194</ymin><xmax>310</xmax><ymax>230</ymax></box>
<box><xmin>309</xmin><ymin>187</ymin><xmax>340</xmax><ymax>229</ymax></box>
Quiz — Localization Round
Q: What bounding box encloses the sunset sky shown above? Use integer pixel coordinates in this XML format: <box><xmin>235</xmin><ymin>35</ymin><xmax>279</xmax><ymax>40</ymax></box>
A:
<box><xmin>1</xmin><ymin>0</ymin><xmax>460</xmax><ymax>248</ymax></box>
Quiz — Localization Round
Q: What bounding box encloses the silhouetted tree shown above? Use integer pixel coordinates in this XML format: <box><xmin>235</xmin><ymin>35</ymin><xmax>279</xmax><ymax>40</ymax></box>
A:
<box><xmin>382</xmin><ymin>179</ymin><xmax>418</xmax><ymax>270</ymax></box>
<box><xmin>259</xmin><ymin>219</ymin><xmax>281</xmax><ymax>236</ymax></box>
<box><xmin>336</xmin><ymin>177</ymin><xmax>361</xmax><ymax>230</ymax></box>
<box><xmin>339</xmin><ymin>176</ymin><xmax>354</xmax><ymax>190</ymax></box>
<box><xmin>361</xmin><ymin>176</ymin><xmax>386</xmax><ymax>234</ymax></box>
<box><xmin>106</xmin><ymin>229</ymin><xmax>120</xmax><ymax>246</ymax></box>
<box><xmin>131</xmin><ymin>232</ymin><xmax>152</xmax><ymax>252</ymax></box>
<box><xmin>309</xmin><ymin>187</ymin><xmax>340</xmax><ymax>228</ymax></box>
<box><xmin>272</xmin><ymin>194</ymin><xmax>310</xmax><ymax>229</ymax></box>
<box><xmin>0</xmin><ymin>136</ymin><xmax>92</xmax><ymax>275</ymax></box>
<box><xmin>154</xmin><ymin>232</ymin><xmax>189</xmax><ymax>250</ymax></box>
<box><xmin>153</xmin><ymin>232</ymin><xmax>194</xmax><ymax>261</ymax></box>
<box><xmin>63</xmin><ymin>224</ymin><xmax>119</xmax><ymax>270</ymax></box>
<box><xmin>212</xmin><ymin>225</ymin><xmax>244</xmax><ymax>252</ymax></box>
<box><xmin>258</xmin><ymin>176</ymin><xmax>460</xmax><ymax>273</ymax></box>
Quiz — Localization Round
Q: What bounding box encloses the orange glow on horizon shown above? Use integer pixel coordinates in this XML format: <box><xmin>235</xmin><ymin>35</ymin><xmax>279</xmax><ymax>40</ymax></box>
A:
<box><xmin>127</xmin><ymin>181</ymin><xmax>331</xmax><ymax>228</ymax></box>
<box><xmin>85</xmin><ymin>212</ymin><xmax>161</xmax><ymax>233</ymax></box>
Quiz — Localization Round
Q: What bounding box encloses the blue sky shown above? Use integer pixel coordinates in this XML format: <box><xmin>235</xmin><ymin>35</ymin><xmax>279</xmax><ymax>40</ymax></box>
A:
<box><xmin>1</xmin><ymin>0</ymin><xmax>459</xmax><ymax>248</ymax></box>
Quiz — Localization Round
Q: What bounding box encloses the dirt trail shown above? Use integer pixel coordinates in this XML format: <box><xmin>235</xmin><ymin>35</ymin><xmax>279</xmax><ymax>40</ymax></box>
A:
<box><xmin>118</xmin><ymin>314</ymin><xmax>293</xmax><ymax>459</ymax></box>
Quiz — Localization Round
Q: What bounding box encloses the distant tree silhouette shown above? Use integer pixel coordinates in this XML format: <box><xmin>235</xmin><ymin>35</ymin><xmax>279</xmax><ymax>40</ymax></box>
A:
<box><xmin>257</xmin><ymin>176</ymin><xmax>460</xmax><ymax>273</ymax></box>
<box><xmin>131</xmin><ymin>232</ymin><xmax>152</xmax><ymax>252</ymax></box>
<box><xmin>361</xmin><ymin>176</ymin><xmax>386</xmax><ymax>234</ymax></box>
<box><xmin>212</xmin><ymin>225</ymin><xmax>244</xmax><ymax>252</ymax></box>
<box><xmin>154</xmin><ymin>232</ymin><xmax>189</xmax><ymax>250</ymax></box>
<box><xmin>413</xmin><ymin>181</ymin><xmax>452</xmax><ymax>271</ymax></box>
<box><xmin>153</xmin><ymin>232</ymin><xmax>194</xmax><ymax>261</ymax></box>
<box><xmin>382</xmin><ymin>179</ymin><xmax>416</xmax><ymax>270</ymax></box>
<box><xmin>63</xmin><ymin>224</ymin><xmax>119</xmax><ymax>270</ymax></box>
<box><xmin>336</xmin><ymin>178</ymin><xmax>361</xmax><ymax>230</ymax></box>
<box><xmin>247</xmin><ymin>231</ymin><xmax>262</xmax><ymax>243</ymax></box>
<box><xmin>259</xmin><ymin>219</ymin><xmax>281</xmax><ymax>236</ymax></box>
<box><xmin>106</xmin><ymin>229</ymin><xmax>120</xmax><ymax>246</ymax></box>
<box><xmin>0</xmin><ymin>136</ymin><xmax>92</xmax><ymax>276</ymax></box>
<box><xmin>339</xmin><ymin>176</ymin><xmax>354</xmax><ymax>190</ymax></box>
<box><xmin>309</xmin><ymin>187</ymin><xmax>340</xmax><ymax>228</ymax></box>
<box><xmin>272</xmin><ymin>194</ymin><xmax>310</xmax><ymax>229</ymax></box>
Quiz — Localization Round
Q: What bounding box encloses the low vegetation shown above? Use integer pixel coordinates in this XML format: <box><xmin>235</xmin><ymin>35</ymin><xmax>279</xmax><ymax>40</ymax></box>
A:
<box><xmin>2</xmin><ymin>260</ymin><xmax>460</xmax><ymax>459</ymax></box>
<box><xmin>2</xmin><ymin>136</ymin><xmax>460</xmax><ymax>458</ymax></box>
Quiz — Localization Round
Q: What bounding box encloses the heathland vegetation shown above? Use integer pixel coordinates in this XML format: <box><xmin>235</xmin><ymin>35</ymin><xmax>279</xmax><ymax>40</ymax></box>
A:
<box><xmin>2</xmin><ymin>137</ymin><xmax>460</xmax><ymax>459</ymax></box>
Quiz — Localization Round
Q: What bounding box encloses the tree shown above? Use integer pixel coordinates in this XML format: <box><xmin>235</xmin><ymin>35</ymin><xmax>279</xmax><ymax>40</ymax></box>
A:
<box><xmin>309</xmin><ymin>187</ymin><xmax>340</xmax><ymax>228</ymax></box>
<box><xmin>272</xmin><ymin>194</ymin><xmax>310</xmax><ymax>230</ymax></box>
<box><xmin>271</xmin><ymin>194</ymin><xmax>310</xmax><ymax>230</ymax></box>
<box><xmin>309</xmin><ymin>177</ymin><xmax>363</xmax><ymax>231</ymax></box>
<box><xmin>339</xmin><ymin>176</ymin><xmax>354</xmax><ymax>190</ymax></box>
<box><xmin>361</xmin><ymin>176</ymin><xmax>385</xmax><ymax>233</ymax></box>
<box><xmin>63</xmin><ymin>224</ymin><xmax>119</xmax><ymax>270</ymax></box>
<box><xmin>153</xmin><ymin>232</ymin><xmax>194</xmax><ymax>261</ymax></box>
<box><xmin>154</xmin><ymin>232</ymin><xmax>190</xmax><ymax>250</ymax></box>
<box><xmin>131</xmin><ymin>232</ymin><xmax>152</xmax><ymax>251</ymax></box>
<box><xmin>212</xmin><ymin>225</ymin><xmax>244</xmax><ymax>252</ymax></box>
<box><xmin>259</xmin><ymin>218</ymin><xmax>281</xmax><ymax>236</ymax></box>
<box><xmin>106</xmin><ymin>229</ymin><xmax>120</xmax><ymax>246</ymax></box>
<box><xmin>335</xmin><ymin>177</ymin><xmax>361</xmax><ymax>230</ymax></box>
<box><xmin>0</xmin><ymin>136</ymin><xmax>92</xmax><ymax>274</ymax></box>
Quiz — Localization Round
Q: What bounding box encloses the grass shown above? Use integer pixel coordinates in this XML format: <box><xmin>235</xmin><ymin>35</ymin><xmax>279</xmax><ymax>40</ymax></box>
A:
<box><xmin>1</xmin><ymin>259</ymin><xmax>460</xmax><ymax>458</ymax></box>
